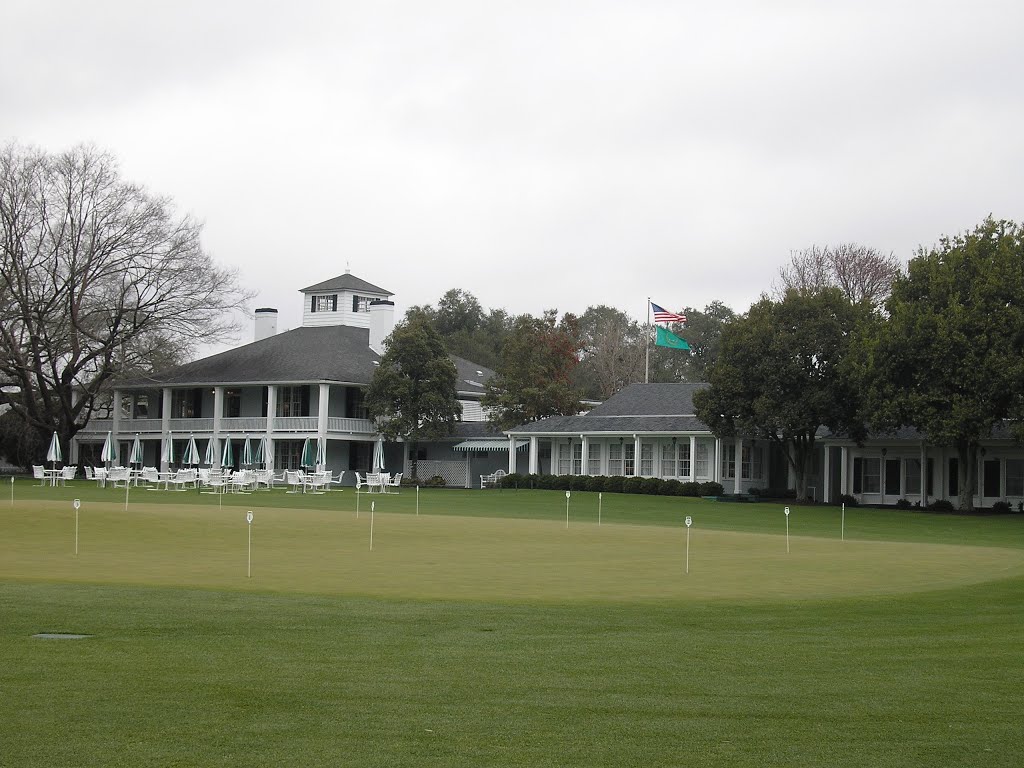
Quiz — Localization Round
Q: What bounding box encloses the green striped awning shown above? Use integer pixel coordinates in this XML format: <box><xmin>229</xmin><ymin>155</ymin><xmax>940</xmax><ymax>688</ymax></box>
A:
<box><xmin>453</xmin><ymin>439</ymin><xmax>528</xmax><ymax>452</ymax></box>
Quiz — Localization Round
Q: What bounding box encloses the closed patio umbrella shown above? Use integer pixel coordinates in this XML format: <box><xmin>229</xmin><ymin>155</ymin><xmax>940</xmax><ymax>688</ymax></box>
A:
<box><xmin>372</xmin><ymin>437</ymin><xmax>385</xmax><ymax>473</ymax></box>
<box><xmin>182</xmin><ymin>434</ymin><xmax>200</xmax><ymax>466</ymax></box>
<box><xmin>204</xmin><ymin>437</ymin><xmax>219</xmax><ymax>467</ymax></box>
<box><xmin>253</xmin><ymin>436</ymin><xmax>267</xmax><ymax>467</ymax></box>
<box><xmin>315</xmin><ymin>438</ymin><xmax>326</xmax><ymax>471</ymax></box>
<box><xmin>129</xmin><ymin>434</ymin><xmax>144</xmax><ymax>466</ymax></box>
<box><xmin>101</xmin><ymin>431</ymin><xmax>118</xmax><ymax>467</ymax></box>
<box><xmin>300</xmin><ymin>437</ymin><xmax>315</xmax><ymax>469</ymax></box>
<box><xmin>47</xmin><ymin>431</ymin><xmax>62</xmax><ymax>477</ymax></box>
<box><xmin>221</xmin><ymin>436</ymin><xmax>235</xmax><ymax>469</ymax></box>
<box><xmin>160</xmin><ymin>431</ymin><xmax>174</xmax><ymax>467</ymax></box>
<box><xmin>241</xmin><ymin>437</ymin><xmax>253</xmax><ymax>467</ymax></box>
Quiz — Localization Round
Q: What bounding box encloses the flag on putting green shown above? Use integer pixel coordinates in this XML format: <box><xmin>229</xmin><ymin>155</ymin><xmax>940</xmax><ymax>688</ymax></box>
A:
<box><xmin>655</xmin><ymin>326</ymin><xmax>690</xmax><ymax>350</ymax></box>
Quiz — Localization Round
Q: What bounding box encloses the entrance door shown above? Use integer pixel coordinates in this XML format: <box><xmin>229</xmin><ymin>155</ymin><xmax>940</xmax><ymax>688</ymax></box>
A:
<box><xmin>983</xmin><ymin>459</ymin><xmax>1001</xmax><ymax>499</ymax></box>
<box><xmin>884</xmin><ymin>459</ymin><xmax>901</xmax><ymax>498</ymax></box>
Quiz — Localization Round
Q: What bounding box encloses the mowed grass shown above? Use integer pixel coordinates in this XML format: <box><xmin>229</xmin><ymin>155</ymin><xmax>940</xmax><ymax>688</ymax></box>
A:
<box><xmin>2</xmin><ymin>482</ymin><xmax>1024</xmax><ymax>766</ymax></box>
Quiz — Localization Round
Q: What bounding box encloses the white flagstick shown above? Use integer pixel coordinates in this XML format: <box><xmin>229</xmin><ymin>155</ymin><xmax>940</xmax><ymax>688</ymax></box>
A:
<box><xmin>565</xmin><ymin>491</ymin><xmax>571</xmax><ymax>529</ymax></box>
<box><xmin>369</xmin><ymin>501</ymin><xmax>375</xmax><ymax>551</ymax></box>
<box><xmin>685</xmin><ymin>515</ymin><xmax>692</xmax><ymax>574</ymax></box>
<box><xmin>124</xmin><ymin>473</ymin><xmax>130</xmax><ymax>511</ymax></box>
<box><xmin>598</xmin><ymin>492</ymin><xmax>602</xmax><ymax>526</ymax></box>
<box><xmin>784</xmin><ymin>506</ymin><xmax>791</xmax><ymax>553</ymax></box>
<box><xmin>841</xmin><ymin>502</ymin><xmax>845</xmax><ymax>541</ymax></box>
<box><xmin>246</xmin><ymin>511</ymin><xmax>253</xmax><ymax>578</ymax></box>
<box><xmin>416</xmin><ymin>485</ymin><xmax>419</xmax><ymax>516</ymax></box>
<box><xmin>10</xmin><ymin>475</ymin><xmax>13</xmax><ymax>507</ymax></box>
<box><xmin>356</xmin><ymin>489</ymin><xmax>360</xmax><ymax>518</ymax></box>
<box><xmin>74</xmin><ymin>499</ymin><xmax>81</xmax><ymax>555</ymax></box>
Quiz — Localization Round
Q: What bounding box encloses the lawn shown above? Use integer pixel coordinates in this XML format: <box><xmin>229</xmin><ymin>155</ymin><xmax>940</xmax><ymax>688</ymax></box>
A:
<box><xmin>1</xmin><ymin>481</ymin><xmax>1023</xmax><ymax>766</ymax></box>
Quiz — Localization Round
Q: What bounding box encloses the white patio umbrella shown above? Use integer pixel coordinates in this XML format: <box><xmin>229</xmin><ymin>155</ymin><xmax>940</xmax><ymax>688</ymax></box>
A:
<box><xmin>161</xmin><ymin>431</ymin><xmax>174</xmax><ymax>467</ymax></box>
<box><xmin>221</xmin><ymin>436</ymin><xmax>235</xmax><ymax>469</ymax></box>
<box><xmin>372</xmin><ymin>437</ymin><xmax>386</xmax><ymax>473</ymax></box>
<box><xmin>315</xmin><ymin>437</ymin><xmax>326</xmax><ymax>471</ymax></box>
<box><xmin>101</xmin><ymin>431</ymin><xmax>118</xmax><ymax>467</ymax></box>
<box><xmin>204</xmin><ymin>437</ymin><xmax>219</xmax><ymax>466</ymax></box>
<box><xmin>300</xmin><ymin>437</ymin><xmax>315</xmax><ymax>469</ymax></box>
<box><xmin>129</xmin><ymin>434</ymin><xmax>144</xmax><ymax>466</ymax></box>
<box><xmin>47</xmin><ymin>431</ymin><xmax>62</xmax><ymax>473</ymax></box>
<box><xmin>241</xmin><ymin>437</ymin><xmax>253</xmax><ymax>467</ymax></box>
<box><xmin>182</xmin><ymin>434</ymin><xmax>200</xmax><ymax>466</ymax></box>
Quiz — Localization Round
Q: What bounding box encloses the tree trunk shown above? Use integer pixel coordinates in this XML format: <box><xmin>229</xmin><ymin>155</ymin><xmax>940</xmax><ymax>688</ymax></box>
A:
<box><xmin>410</xmin><ymin>439</ymin><xmax>419</xmax><ymax>480</ymax></box>
<box><xmin>787</xmin><ymin>436</ymin><xmax>814</xmax><ymax>501</ymax></box>
<box><xmin>957</xmin><ymin>442</ymin><xmax>977</xmax><ymax>512</ymax></box>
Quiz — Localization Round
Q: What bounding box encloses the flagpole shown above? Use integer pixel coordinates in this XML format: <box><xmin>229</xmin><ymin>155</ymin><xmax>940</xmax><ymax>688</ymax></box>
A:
<box><xmin>645</xmin><ymin>297</ymin><xmax>651</xmax><ymax>384</ymax></box>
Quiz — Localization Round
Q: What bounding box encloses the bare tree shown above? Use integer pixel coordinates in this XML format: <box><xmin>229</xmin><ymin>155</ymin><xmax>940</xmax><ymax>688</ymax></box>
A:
<box><xmin>775</xmin><ymin>243</ymin><xmax>901</xmax><ymax>307</ymax></box>
<box><xmin>0</xmin><ymin>143</ymin><xmax>252</xmax><ymax>453</ymax></box>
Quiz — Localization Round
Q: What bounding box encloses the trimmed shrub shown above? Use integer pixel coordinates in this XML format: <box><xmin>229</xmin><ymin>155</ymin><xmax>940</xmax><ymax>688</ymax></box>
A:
<box><xmin>498</xmin><ymin>472</ymin><xmax>524</xmax><ymax>489</ymax></box>
<box><xmin>927</xmin><ymin>499</ymin><xmax>955</xmax><ymax>512</ymax></box>
<box><xmin>604</xmin><ymin>475</ymin><xmax>625</xmax><ymax>493</ymax></box>
<box><xmin>551</xmin><ymin>474</ymin><xmax>571</xmax><ymax>491</ymax></box>
<box><xmin>642</xmin><ymin>477</ymin><xmax>665</xmax><ymax>495</ymax></box>
<box><xmin>622</xmin><ymin>477</ymin><xmax>645</xmax><ymax>494</ymax></box>
<box><xmin>698</xmin><ymin>481</ymin><xmax>724</xmax><ymax>496</ymax></box>
<box><xmin>756</xmin><ymin>487</ymin><xmax>797</xmax><ymax>499</ymax></box>
<box><xmin>661</xmin><ymin>479</ymin><xmax>684</xmax><ymax>496</ymax></box>
<box><xmin>895</xmin><ymin>498</ymin><xmax>912</xmax><ymax>509</ymax></box>
<box><xmin>839</xmin><ymin>494</ymin><xmax>858</xmax><ymax>507</ymax></box>
<box><xmin>425</xmin><ymin>475</ymin><xmax>446</xmax><ymax>487</ymax></box>
<box><xmin>990</xmin><ymin>500</ymin><xmax>1013</xmax><ymax>514</ymax></box>
<box><xmin>680</xmin><ymin>481</ymin><xmax>700</xmax><ymax>497</ymax></box>
<box><xmin>586</xmin><ymin>475</ymin><xmax>606</xmax><ymax>493</ymax></box>
<box><xmin>535</xmin><ymin>474</ymin><xmax>554</xmax><ymax>490</ymax></box>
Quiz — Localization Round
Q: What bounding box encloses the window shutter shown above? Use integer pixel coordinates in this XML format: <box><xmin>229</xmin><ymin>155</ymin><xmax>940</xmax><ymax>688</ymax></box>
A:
<box><xmin>331</xmin><ymin>294</ymin><xmax>338</xmax><ymax>311</ymax></box>
<box><xmin>311</xmin><ymin>295</ymin><xmax>317</xmax><ymax>313</ymax></box>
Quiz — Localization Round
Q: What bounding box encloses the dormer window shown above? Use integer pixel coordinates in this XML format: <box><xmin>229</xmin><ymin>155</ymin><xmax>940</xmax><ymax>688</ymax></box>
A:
<box><xmin>352</xmin><ymin>295</ymin><xmax>371</xmax><ymax>313</ymax></box>
<box><xmin>311</xmin><ymin>294</ymin><xmax>337</xmax><ymax>313</ymax></box>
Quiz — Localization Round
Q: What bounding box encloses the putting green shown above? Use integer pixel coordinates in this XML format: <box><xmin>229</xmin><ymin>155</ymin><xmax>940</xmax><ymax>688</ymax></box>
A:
<box><xmin>4</xmin><ymin>500</ymin><xmax>1023</xmax><ymax>602</ymax></box>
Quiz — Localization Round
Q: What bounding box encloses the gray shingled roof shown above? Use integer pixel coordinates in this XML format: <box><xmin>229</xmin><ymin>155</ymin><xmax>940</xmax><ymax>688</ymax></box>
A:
<box><xmin>117</xmin><ymin>326</ymin><xmax>494</xmax><ymax>390</ymax></box>
<box><xmin>300</xmin><ymin>273</ymin><xmax>392</xmax><ymax>295</ymax></box>
<box><xmin>507</xmin><ymin>382</ymin><xmax>713</xmax><ymax>435</ymax></box>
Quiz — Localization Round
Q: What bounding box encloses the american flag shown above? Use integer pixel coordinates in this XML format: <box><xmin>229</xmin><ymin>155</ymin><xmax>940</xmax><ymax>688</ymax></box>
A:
<box><xmin>650</xmin><ymin>301</ymin><xmax>686</xmax><ymax>324</ymax></box>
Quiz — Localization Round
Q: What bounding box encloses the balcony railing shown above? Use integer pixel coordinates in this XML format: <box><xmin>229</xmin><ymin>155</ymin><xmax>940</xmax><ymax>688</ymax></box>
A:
<box><xmin>78</xmin><ymin>415</ymin><xmax>376</xmax><ymax>436</ymax></box>
<box><xmin>272</xmin><ymin>417</ymin><xmax>319</xmax><ymax>432</ymax></box>
<box><xmin>327</xmin><ymin>417</ymin><xmax>375</xmax><ymax>434</ymax></box>
<box><xmin>220</xmin><ymin>417</ymin><xmax>268</xmax><ymax>433</ymax></box>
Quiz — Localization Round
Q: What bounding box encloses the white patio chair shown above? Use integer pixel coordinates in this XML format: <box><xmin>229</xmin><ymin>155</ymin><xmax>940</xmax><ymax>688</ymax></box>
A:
<box><xmin>59</xmin><ymin>466</ymin><xmax>77</xmax><ymax>486</ymax></box>
<box><xmin>93</xmin><ymin>467</ymin><xmax>108</xmax><ymax>487</ymax></box>
<box><xmin>33</xmin><ymin>465</ymin><xmax>46</xmax><ymax>486</ymax></box>
<box><xmin>386</xmin><ymin>472</ymin><xmax>402</xmax><ymax>493</ymax></box>
<box><xmin>285</xmin><ymin>470</ymin><xmax>304</xmax><ymax>494</ymax></box>
<box><xmin>306</xmin><ymin>470</ymin><xmax>330</xmax><ymax>494</ymax></box>
<box><xmin>142</xmin><ymin>467</ymin><xmax>159</xmax><ymax>485</ymax></box>
<box><xmin>108</xmin><ymin>467</ymin><xmax>130</xmax><ymax>488</ymax></box>
<box><xmin>330</xmin><ymin>470</ymin><xmax>346</xmax><ymax>490</ymax></box>
<box><xmin>84</xmin><ymin>466</ymin><xmax>95</xmax><ymax>481</ymax></box>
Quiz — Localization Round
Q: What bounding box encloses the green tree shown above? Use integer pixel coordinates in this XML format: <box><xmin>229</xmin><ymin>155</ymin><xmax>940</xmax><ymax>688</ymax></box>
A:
<box><xmin>856</xmin><ymin>217</ymin><xmax>1024</xmax><ymax>511</ymax></box>
<box><xmin>694</xmin><ymin>289</ymin><xmax>871</xmax><ymax>499</ymax></box>
<box><xmin>0</xmin><ymin>143</ymin><xmax>250</xmax><ymax>454</ymax></box>
<box><xmin>575</xmin><ymin>305</ymin><xmax>646</xmax><ymax>400</ymax></box>
<box><xmin>483</xmin><ymin>310</ymin><xmax>584</xmax><ymax>430</ymax></box>
<box><xmin>407</xmin><ymin>288</ymin><xmax>512</xmax><ymax>370</ymax></box>
<box><xmin>364</xmin><ymin>316</ymin><xmax>461</xmax><ymax>479</ymax></box>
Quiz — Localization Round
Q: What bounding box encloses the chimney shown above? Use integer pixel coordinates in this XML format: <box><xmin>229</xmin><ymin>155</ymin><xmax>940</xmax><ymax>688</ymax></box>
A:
<box><xmin>368</xmin><ymin>300</ymin><xmax>395</xmax><ymax>355</ymax></box>
<box><xmin>254</xmin><ymin>308</ymin><xmax>278</xmax><ymax>342</ymax></box>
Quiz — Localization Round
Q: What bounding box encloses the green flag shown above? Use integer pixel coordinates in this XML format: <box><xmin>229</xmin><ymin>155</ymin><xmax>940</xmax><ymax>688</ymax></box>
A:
<box><xmin>655</xmin><ymin>325</ymin><xmax>690</xmax><ymax>350</ymax></box>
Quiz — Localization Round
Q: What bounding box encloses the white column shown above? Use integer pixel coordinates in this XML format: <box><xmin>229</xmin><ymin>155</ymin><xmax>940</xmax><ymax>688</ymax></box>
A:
<box><xmin>714</xmin><ymin>438</ymin><xmax>722</xmax><ymax>484</ymax></box>
<box><xmin>213</xmin><ymin>386</ymin><xmax>224</xmax><ymax>436</ymax></box>
<box><xmin>823</xmin><ymin>444</ymin><xmax>831</xmax><ymax>504</ymax></box>
<box><xmin>734</xmin><ymin>437</ymin><xmax>742</xmax><ymax>494</ymax></box>
<box><xmin>318</xmin><ymin>384</ymin><xmax>330</xmax><ymax>470</ymax></box>
<box><xmin>508</xmin><ymin>435</ymin><xmax>517</xmax><ymax>474</ymax></box>
<box><xmin>161</xmin><ymin>388</ymin><xmax>172</xmax><ymax>471</ymax></box>
<box><xmin>633</xmin><ymin>435</ymin><xmax>641</xmax><ymax>477</ymax></box>
<box><xmin>689</xmin><ymin>436</ymin><xmax>697</xmax><ymax>482</ymax></box>
<box><xmin>265</xmin><ymin>385</ymin><xmax>276</xmax><ymax>472</ymax></box>
<box><xmin>581</xmin><ymin>435</ymin><xmax>589</xmax><ymax>476</ymax></box>
<box><xmin>529</xmin><ymin>436</ymin><xmax>539</xmax><ymax>475</ymax></box>
<box><xmin>920</xmin><ymin>441</ymin><xmax>928</xmax><ymax>506</ymax></box>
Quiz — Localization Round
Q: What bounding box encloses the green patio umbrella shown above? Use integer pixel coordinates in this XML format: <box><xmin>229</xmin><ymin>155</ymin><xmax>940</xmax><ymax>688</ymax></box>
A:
<box><xmin>204</xmin><ymin>437</ymin><xmax>219</xmax><ymax>466</ymax></box>
<box><xmin>315</xmin><ymin>437</ymin><xmax>326</xmax><ymax>471</ymax></box>
<box><xmin>182</xmin><ymin>434</ymin><xmax>200</xmax><ymax>466</ymax></box>
<box><xmin>101</xmin><ymin>431</ymin><xmax>118</xmax><ymax>466</ymax></box>
<box><xmin>221</xmin><ymin>436</ymin><xmax>235</xmax><ymax>469</ymax></box>
<box><xmin>241</xmin><ymin>437</ymin><xmax>253</xmax><ymax>467</ymax></box>
<box><xmin>47</xmin><ymin>431</ymin><xmax>62</xmax><ymax>474</ymax></box>
<box><xmin>300</xmin><ymin>437</ymin><xmax>315</xmax><ymax>469</ymax></box>
<box><xmin>129</xmin><ymin>434</ymin><xmax>144</xmax><ymax>466</ymax></box>
<box><xmin>253</xmin><ymin>436</ymin><xmax>267</xmax><ymax>467</ymax></box>
<box><xmin>160</xmin><ymin>431</ymin><xmax>174</xmax><ymax>467</ymax></box>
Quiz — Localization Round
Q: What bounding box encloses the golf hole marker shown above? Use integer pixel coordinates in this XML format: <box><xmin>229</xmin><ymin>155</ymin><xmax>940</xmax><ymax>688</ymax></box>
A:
<box><xmin>73</xmin><ymin>498</ymin><xmax>81</xmax><ymax>555</ymax></box>
<box><xmin>685</xmin><ymin>516</ymin><xmax>692</xmax><ymax>574</ymax></box>
<box><xmin>370</xmin><ymin>501</ymin><xmax>375</xmax><ymax>551</ymax></box>
<box><xmin>784</xmin><ymin>506</ymin><xmax>790</xmax><ymax>553</ymax></box>
<box><xmin>598</xmin><ymin>492</ymin><xmax>602</xmax><ymax>526</ymax></box>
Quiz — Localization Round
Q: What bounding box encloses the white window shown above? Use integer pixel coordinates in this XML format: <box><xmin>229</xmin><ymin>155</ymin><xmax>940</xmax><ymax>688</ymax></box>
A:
<box><xmin>854</xmin><ymin>457</ymin><xmax>881</xmax><ymax>494</ymax></box>
<box><xmin>905</xmin><ymin>458</ymin><xmax>922</xmax><ymax>495</ymax></box>
<box><xmin>721</xmin><ymin>444</ymin><xmax>736</xmax><ymax>480</ymax></box>
<box><xmin>640</xmin><ymin>443</ymin><xmax>654</xmax><ymax>476</ymax></box>
<box><xmin>1006</xmin><ymin>459</ymin><xmax>1024</xmax><ymax>497</ymax></box>
<box><xmin>661</xmin><ymin>443</ymin><xmax>676</xmax><ymax>477</ymax></box>
<box><xmin>572</xmin><ymin>443</ymin><xmax>582</xmax><ymax>475</ymax></box>
<box><xmin>608</xmin><ymin>443</ymin><xmax>623</xmax><ymax>475</ymax></box>
<box><xmin>741</xmin><ymin>445</ymin><xmax>762</xmax><ymax>480</ymax></box>
<box><xmin>588</xmin><ymin>443</ymin><xmax>601</xmax><ymax>475</ymax></box>
<box><xmin>352</xmin><ymin>295</ymin><xmax>371</xmax><ymax>313</ymax></box>
<box><xmin>695</xmin><ymin>441</ymin><xmax>709</xmax><ymax>477</ymax></box>
<box><xmin>311</xmin><ymin>294</ymin><xmax>337</xmax><ymax>313</ymax></box>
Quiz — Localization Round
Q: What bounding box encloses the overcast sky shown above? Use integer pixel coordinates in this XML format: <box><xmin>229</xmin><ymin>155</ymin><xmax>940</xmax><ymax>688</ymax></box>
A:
<box><xmin>3</xmin><ymin>1</ymin><xmax>1022</xmax><ymax>350</ymax></box>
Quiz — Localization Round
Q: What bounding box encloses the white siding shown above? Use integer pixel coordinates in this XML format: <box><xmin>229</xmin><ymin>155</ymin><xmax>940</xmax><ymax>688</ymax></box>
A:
<box><xmin>300</xmin><ymin>289</ymin><xmax>387</xmax><ymax>328</ymax></box>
